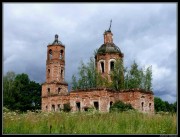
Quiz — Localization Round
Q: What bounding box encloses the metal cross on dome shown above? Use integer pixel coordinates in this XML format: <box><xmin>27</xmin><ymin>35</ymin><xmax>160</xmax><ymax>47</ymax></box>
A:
<box><xmin>109</xmin><ymin>19</ymin><xmax>112</xmax><ymax>31</ymax></box>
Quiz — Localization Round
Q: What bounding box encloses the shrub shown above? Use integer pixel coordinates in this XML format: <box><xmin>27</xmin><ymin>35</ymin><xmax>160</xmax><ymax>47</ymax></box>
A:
<box><xmin>110</xmin><ymin>101</ymin><xmax>134</xmax><ymax>112</ymax></box>
<box><xmin>63</xmin><ymin>103</ymin><xmax>71</xmax><ymax>112</ymax></box>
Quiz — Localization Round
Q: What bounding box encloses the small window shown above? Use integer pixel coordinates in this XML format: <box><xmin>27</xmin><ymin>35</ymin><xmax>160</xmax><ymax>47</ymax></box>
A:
<box><xmin>110</xmin><ymin>101</ymin><xmax>113</xmax><ymax>107</ymax></box>
<box><xmin>57</xmin><ymin>104</ymin><xmax>61</xmax><ymax>111</ymax></box>
<box><xmin>110</xmin><ymin>61</ymin><xmax>115</xmax><ymax>71</ymax></box>
<box><xmin>48</xmin><ymin>69</ymin><xmax>50</xmax><ymax>77</ymax></box>
<box><xmin>60</xmin><ymin>50</ymin><xmax>64</xmax><ymax>59</ymax></box>
<box><xmin>52</xmin><ymin>105</ymin><xmax>55</xmax><ymax>111</ymax></box>
<box><xmin>141</xmin><ymin>102</ymin><xmax>144</xmax><ymax>111</ymax></box>
<box><xmin>149</xmin><ymin>103</ymin><xmax>151</xmax><ymax>111</ymax></box>
<box><xmin>100</xmin><ymin>62</ymin><xmax>104</xmax><ymax>73</ymax></box>
<box><xmin>58</xmin><ymin>88</ymin><xmax>61</xmax><ymax>94</ymax></box>
<box><xmin>76</xmin><ymin>102</ymin><xmax>80</xmax><ymax>111</ymax></box>
<box><xmin>46</xmin><ymin>106</ymin><xmax>48</xmax><ymax>110</ymax></box>
<box><xmin>49</xmin><ymin>49</ymin><xmax>52</xmax><ymax>60</ymax></box>
<box><xmin>61</xmin><ymin>69</ymin><xmax>63</xmax><ymax>78</ymax></box>
<box><xmin>48</xmin><ymin>88</ymin><xmax>50</xmax><ymax>94</ymax></box>
<box><xmin>94</xmin><ymin>102</ymin><xmax>99</xmax><ymax>110</ymax></box>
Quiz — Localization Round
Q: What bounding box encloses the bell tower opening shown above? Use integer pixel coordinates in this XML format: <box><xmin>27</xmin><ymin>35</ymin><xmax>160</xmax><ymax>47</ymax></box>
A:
<box><xmin>100</xmin><ymin>62</ymin><xmax>105</xmax><ymax>73</ymax></box>
<box><xmin>60</xmin><ymin>50</ymin><xmax>64</xmax><ymax>59</ymax></box>
<box><xmin>49</xmin><ymin>49</ymin><xmax>52</xmax><ymax>60</ymax></box>
<box><xmin>110</xmin><ymin>61</ymin><xmax>115</xmax><ymax>71</ymax></box>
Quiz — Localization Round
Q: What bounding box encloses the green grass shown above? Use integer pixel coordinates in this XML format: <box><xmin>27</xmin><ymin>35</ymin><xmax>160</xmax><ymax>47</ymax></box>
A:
<box><xmin>3</xmin><ymin>110</ymin><xmax>177</xmax><ymax>134</ymax></box>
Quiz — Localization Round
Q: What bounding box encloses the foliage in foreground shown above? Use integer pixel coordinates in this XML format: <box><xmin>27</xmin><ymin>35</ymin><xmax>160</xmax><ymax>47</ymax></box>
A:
<box><xmin>3</xmin><ymin>109</ymin><xmax>177</xmax><ymax>134</ymax></box>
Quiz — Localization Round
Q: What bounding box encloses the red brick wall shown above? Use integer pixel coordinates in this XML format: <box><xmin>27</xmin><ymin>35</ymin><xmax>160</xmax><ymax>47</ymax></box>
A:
<box><xmin>46</xmin><ymin>45</ymin><xmax>65</xmax><ymax>83</ymax></box>
<box><xmin>69</xmin><ymin>88</ymin><xmax>154</xmax><ymax>113</ymax></box>
<box><xmin>41</xmin><ymin>83</ymin><xmax>69</xmax><ymax>112</ymax></box>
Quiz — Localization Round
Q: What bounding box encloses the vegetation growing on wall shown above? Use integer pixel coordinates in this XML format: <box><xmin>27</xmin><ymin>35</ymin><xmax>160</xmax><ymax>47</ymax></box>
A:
<box><xmin>71</xmin><ymin>57</ymin><xmax>152</xmax><ymax>91</ymax></box>
<box><xmin>71</xmin><ymin>57</ymin><xmax>109</xmax><ymax>90</ymax></box>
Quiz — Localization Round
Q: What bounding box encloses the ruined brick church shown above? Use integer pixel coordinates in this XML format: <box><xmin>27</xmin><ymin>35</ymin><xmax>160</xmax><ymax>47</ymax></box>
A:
<box><xmin>41</xmin><ymin>23</ymin><xmax>154</xmax><ymax>113</ymax></box>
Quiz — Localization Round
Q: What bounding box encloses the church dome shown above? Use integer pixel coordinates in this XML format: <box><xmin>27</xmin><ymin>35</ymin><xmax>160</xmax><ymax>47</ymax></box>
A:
<box><xmin>97</xmin><ymin>43</ymin><xmax>122</xmax><ymax>54</ymax></box>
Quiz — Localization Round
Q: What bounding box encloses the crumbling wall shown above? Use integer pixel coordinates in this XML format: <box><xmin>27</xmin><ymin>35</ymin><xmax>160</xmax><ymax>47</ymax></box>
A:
<box><xmin>41</xmin><ymin>82</ymin><xmax>69</xmax><ymax>112</ymax></box>
<box><xmin>69</xmin><ymin>88</ymin><xmax>154</xmax><ymax>113</ymax></box>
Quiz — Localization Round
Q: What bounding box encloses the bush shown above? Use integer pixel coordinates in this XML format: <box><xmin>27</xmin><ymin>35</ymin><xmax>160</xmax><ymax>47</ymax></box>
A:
<box><xmin>110</xmin><ymin>101</ymin><xmax>134</xmax><ymax>112</ymax></box>
<box><xmin>63</xmin><ymin>103</ymin><xmax>71</xmax><ymax>112</ymax></box>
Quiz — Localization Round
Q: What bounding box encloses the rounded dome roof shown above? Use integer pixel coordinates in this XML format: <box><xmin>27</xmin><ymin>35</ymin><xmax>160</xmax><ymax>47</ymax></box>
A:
<box><xmin>97</xmin><ymin>43</ymin><xmax>122</xmax><ymax>54</ymax></box>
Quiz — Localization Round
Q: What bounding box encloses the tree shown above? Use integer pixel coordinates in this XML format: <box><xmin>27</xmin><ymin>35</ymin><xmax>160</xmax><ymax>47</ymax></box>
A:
<box><xmin>71</xmin><ymin>56</ymin><xmax>153</xmax><ymax>92</ymax></box>
<box><xmin>110</xmin><ymin>59</ymin><xmax>124</xmax><ymax>90</ymax></box>
<box><xmin>128</xmin><ymin>61</ymin><xmax>142</xmax><ymax>89</ymax></box>
<box><xmin>123</xmin><ymin>61</ymin><xmax>152</xmax><ymax>91</ymax></box>
<box><xmin>154</xmin><ymin>97</ymin><xmax>176</xmax><ymax>113</ymax></box>
<box><xmin>172</xmin><ymin>101</ymin><xmax>177</xmax><ymax>113</ymax></box>
<box><xmin>28</xmin><ymin>81</ymin><xmax>41</xmax><ymax>110</ymax></box>
<box><xmin>154</xmin><ymin>97</ymin><xmax>166</xmax><ymax>112</ymax></box>
<box><xmin>3</xmin><ymin>71</ymin><xmax>41</xmax><ymax>112</ymax></box>
<box><xmin>3</xmin><ymin>71</ymin><xmax>16</xmax><ymax>109</ymax></box>
<box><xmin>13</xmin><ymin>73</ymin><xmax>32</xmax><ymax>111</ymax></box>
<box><xmin>144</xmin><ymin>66</ymin><xmax>153</xmax><ymax>91</ymax></box>
<box><xmin>71</xmin><ymin>57</ymin><xmax>109</xmax><ymax>90</ymax></box>
<box><xmin>71</xmin><ymin>75</ymin><xmax>78</xmax><ymax>90</ymax></box>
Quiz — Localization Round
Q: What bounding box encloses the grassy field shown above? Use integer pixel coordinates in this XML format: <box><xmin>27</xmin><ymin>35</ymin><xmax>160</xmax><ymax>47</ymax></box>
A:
<box><xmin>3</xmin><ymin>109</ymin><xmax>177</xmax><ymax>134</ymax></box>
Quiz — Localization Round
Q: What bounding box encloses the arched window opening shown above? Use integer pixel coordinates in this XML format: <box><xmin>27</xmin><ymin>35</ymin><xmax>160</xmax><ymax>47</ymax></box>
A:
<box><xmin>58</xmin><ymin>88</ymin><xmax>61</xmax><ymax>94</ymax></box>
<box><xmin>46</xmin><ymin>106</ymin><xmax>48</xmax><ymax>110</ymax></box>
<box><xmin>61</xmin><ymin>69</ymin><xmax>64</xmax><ymax>78</ymax></box>
<box><xmin>49</xmin><ymin>49</ymin><xmax>52</xmax><ymax>60</ymax></box>
<box><xmin>60</xmin><ymin>50</ymin><xmax>64</xmax><ymax>59</ymax></box>
<box><xmin>76</xmin><ymin>102</ymin><xmax>81</xmax><ymax>111</ymax></box>
<box><xmin>48</xmin><ymin>88</ymin><xmax>50</xmax><ymax>95</ymax></box>
<box><xmin>48</xmin><ymin>69</ymin><xmax>50</xmax><ymax>77</ymax></box>
<box><xmin>149</xmin><ymin>103</ymin><xmax>151</xmax><ymax>111</ymax></box>
<box><xmin>110</xmin><ymin>101</ymin><xmax>113</xmax><ymax>107</ymax></box>
<box><xmin>110</xmin><ymin>61</ymin><xmax>115</xmax><ymax>71</ymax></box>
<box><xmin>100</xmin><ymin>62</ymin><xmax>104</xmax><ymax>73</ymax></box>
<box><xmin>141</xmin><ymin>102</ymin><xmax>144</xmax><ymax>111</ymax></box>
<box><xmin>52</xmin><ymin>105</ymin><xmax>55</xmax><ymax>111</ymax></box>
<box><xmin>57</xmin><ymin>104</ymin><xmax>61</xmax><ymax>111</ymax></box>
<box><xmin>94</xmin><ymin>102</ymin><xmax>99</xmax><ymax>110</ymax></box>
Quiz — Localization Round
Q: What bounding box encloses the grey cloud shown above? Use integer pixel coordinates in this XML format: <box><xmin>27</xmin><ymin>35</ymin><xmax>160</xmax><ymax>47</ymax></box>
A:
<box><xmin>3</xmin><ymin>3</ymin><xmax>177</xmax><ymax>103</ymax></box>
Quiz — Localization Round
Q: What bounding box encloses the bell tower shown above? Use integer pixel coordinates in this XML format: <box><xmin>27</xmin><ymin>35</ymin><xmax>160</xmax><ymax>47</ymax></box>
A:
<box><xmin>46</xmin><ymin>34</ymin><xmax>65</xmax><ymax>83</ymax></box>
<box><xmin>95</xmin><ymin>20</ymin><xmax>124</xmax><ymax>81</ymax></box>
<box><xmin>41</xmin><ymin>34</ymin><xmax>69</xmax><ymax>112</ymax></box>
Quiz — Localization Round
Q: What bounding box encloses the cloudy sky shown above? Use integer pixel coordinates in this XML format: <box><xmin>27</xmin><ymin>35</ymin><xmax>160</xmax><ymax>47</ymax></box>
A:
<box><xmin>3</xmin><ymin>3</ymin><xmax>177</xmax><ymax>103</ymax></box>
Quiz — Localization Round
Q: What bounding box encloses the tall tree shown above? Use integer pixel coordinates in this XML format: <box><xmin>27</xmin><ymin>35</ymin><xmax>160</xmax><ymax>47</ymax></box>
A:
<box><xmin>128</xmin><ymin>61</ymin><xmax>141</xmax><ymax>89</ymax></box>
<box><xmin>110</xmin><ymin>59</ymin><xmax>124</xmax><ymax>90</ymax></box>
<box><xmin>28</xmin><ymin>81</ymin><xmax>41</xmax><ymax>110</ymax></box>
<box><xmin>71</xmin><ymin>57</ymin><xmax>109</xmax><ymax>90</ymax></box>
<box><xmin>144</xmin><ymin>66</ymin><xmax>153</xmax><ymax>91</ymax></box>
<box><xmin>71</xmin><ymin>57</ymin><xmax>153</xmax><ymax>92</ymax></box>
<box><xmin>3</xmin><ymin>71</ymin><xmax>41</xmax><ymax>112</ymax></box>
<box><xmin>3</xmin><ymin>71</ymin><xmax>16</xmax><ymax>109</ymax></box>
